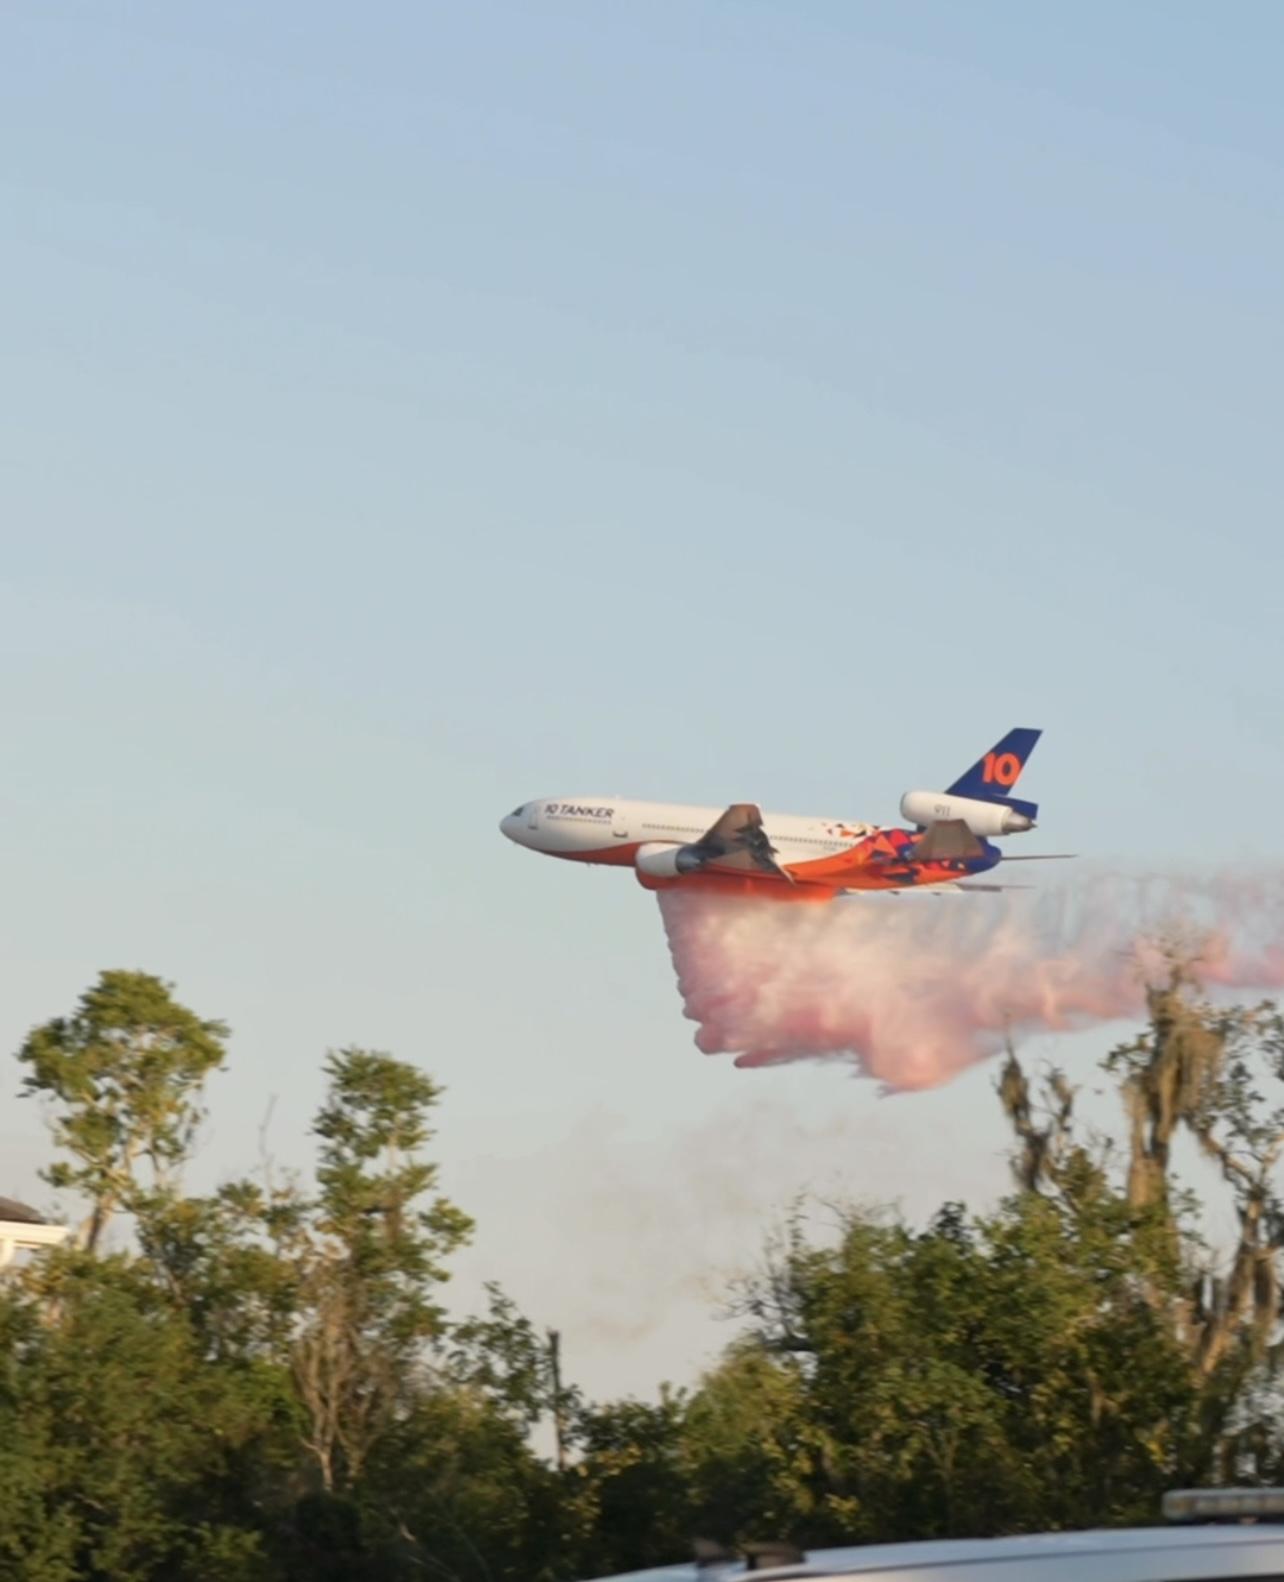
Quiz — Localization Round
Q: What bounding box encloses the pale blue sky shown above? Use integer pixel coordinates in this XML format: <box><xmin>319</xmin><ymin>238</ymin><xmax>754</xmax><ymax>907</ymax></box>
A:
<box><xmin>3</xmin><ymin>1</ymin><xmax>1283</xmax><ymax>1396</ymax></box>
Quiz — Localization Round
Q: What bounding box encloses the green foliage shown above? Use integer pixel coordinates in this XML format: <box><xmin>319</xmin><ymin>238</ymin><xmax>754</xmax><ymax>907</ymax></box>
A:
<box><xmin>357</xmin><ymin>1385</ymin><xmax>571</xmax><ymax>1582</ymax></box>
<box><xmin>448</xmin><ymin>1282</ymin><xmax>567</xmax><ymax>1428</ymax></box>
<box><xmin>681</xmin><ymin>1348</ymin><xmax>816</xmax><ymax>1543</ymax></box>
<box><xmin>5</xmin><ymin>965</ymin><xmax>1284</xmax><ymax>1579</ymax></box>
<box><xmin>284</xmin><ymin>1048</ymin><xmax>475</xmax><ymax>1493</ymax></box>
<box><xmin>572</xmin><ymin>1393</ymin><xmax>692</xmax><ymax>1576</ymax></box>
<box><xmin>312</xmin><ymin>1047</ymin><xmax>473</xmax><ymax>1329</ymax></box>
<box><xmin>18</xmin><ymin>970</ymin><xmax>229</xmax><ymax>1252</ymax></box>
<box><xmin>673</xmin><ymin>1188</ymin><xmax>1211</xmax><ymax>1546</ymax></box>
<box><xmin>0</xmin><ymin>1254</ymin><xmax>275</xmax><ymax>1582</ymax></box>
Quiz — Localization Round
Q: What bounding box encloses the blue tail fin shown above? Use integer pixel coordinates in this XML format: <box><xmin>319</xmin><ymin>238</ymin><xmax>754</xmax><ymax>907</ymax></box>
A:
<box><xmin>947</xmin><ymin>728</ymin><xmax>1042</xmax><ymax>801</ymax></box>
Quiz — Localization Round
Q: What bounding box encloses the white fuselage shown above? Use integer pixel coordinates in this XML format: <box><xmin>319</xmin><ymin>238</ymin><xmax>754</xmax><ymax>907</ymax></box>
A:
<box><xmin>499</xmin><ymin>797</ymin><xmax>879</xmax><ymax>867</ymax></box>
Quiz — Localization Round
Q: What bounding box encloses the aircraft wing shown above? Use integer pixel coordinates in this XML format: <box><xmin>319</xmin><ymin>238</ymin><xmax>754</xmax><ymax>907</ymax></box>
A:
<box><xmin>909</xmin><ymin>819</ymin><xmax>984</xmax><ymax>861</ymax></box>
<box><xmin>695</xmin><ymin>803</ymin><xmax>792</xmax><ymax>881</ymax></box>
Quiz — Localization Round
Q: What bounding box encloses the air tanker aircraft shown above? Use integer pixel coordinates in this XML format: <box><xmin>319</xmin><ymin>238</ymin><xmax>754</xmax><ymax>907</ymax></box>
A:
<box><xmin>500</xmin><ymin>728</ymin><xmax>1068</xmax><ymax>901</ymax></box>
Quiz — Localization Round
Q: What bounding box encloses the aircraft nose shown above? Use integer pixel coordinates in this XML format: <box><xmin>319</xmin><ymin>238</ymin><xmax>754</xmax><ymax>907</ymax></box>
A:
<box><xmin>501</xmin><ymin>803</ymin><xmax>538</xmax><ymax>846</ymax></box>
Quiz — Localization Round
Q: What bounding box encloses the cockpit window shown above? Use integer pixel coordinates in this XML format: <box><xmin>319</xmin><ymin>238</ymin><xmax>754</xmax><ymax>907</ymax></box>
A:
<box><xmin>510</xmin><ymin>805</ymin><xmax>525</xmax><ymax>817</ymax></box>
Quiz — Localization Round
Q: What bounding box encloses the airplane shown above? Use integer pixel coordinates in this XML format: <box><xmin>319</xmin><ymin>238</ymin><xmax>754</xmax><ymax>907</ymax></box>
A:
<box><xmin>499</xmin><ymin>728</ymin><xmax>1071</xmax><ymax>901</ymax></box>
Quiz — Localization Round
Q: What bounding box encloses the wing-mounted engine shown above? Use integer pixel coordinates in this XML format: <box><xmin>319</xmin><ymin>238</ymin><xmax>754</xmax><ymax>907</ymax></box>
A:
<box><xmin>635</xmin><ymin>842</ymin><xmax>707</xmax><ymax>879</ymax></box>
<box><xmin>899</xmin><ymin>789</ymin><xmax>1036</xmax><ymax>838</ymax></box>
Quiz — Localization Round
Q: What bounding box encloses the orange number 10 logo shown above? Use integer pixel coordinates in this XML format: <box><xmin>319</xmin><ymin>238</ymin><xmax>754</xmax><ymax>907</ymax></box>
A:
<box><xmin>983</xmin><ymin>751</ymin><xmax>1021</xmax><ymax>788</ymax></box>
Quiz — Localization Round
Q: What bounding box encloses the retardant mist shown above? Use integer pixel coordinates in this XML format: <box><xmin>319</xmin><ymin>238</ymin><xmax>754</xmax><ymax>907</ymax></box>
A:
<box><xmin>658</xmin><ymin>873</ymin><xmax>1284</xmax><ymax>1090</ymax></box>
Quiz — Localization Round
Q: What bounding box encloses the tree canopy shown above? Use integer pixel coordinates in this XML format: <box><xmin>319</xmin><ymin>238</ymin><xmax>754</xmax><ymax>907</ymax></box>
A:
<box><xmin>4</xmin><ymin>963</ymin><xmax>1284</xmax><ymax>1580</ymax></box>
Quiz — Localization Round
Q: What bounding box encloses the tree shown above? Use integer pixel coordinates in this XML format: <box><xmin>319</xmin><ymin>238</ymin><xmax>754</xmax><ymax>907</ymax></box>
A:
<box><xmin>1000</xmin><ymin>959</ymin><xmax>1284</xmax><ymax>1475</ymax></box>
<box><xmin>15</xmin><ymin>958</ymin><xmax>1284</xmax><ymax>1579</ymax></box>
<box><xmin>18</xmin><ymin>971</ymin><xmax>228</xmax><ymax>1254</ymax></box>
<box><xmin>355</xmin><ymin>1384</ymin><xmax>571</xmax><ymax>1582</ymax></box>
<box><xmin>286</xmin><ymin>1049</ymin><xmax>473</xmax><ymax>1494</ymax></box>
<box><xmin>447</xmin><ymin>1282</ymin><xmax>569</xmax><ymax>1432</ymax></box>
<box><xmin>714</xmin><ymin>1189</ymin><xmax>1209</xmax><ymax>1543</ymax></box>
<box><xmin>569</xmin><ymin>1393</ymin><xmax>692</xmax><ymax>1577</ymax></box>
<box><xmin>681</xmin><ymin>1347</ymin><xmax>817</xmax><ymax>1547</ymax></box>
<box><xmin>1108</xmin><ymin>977</ymin><xmax>1284</xmax><ymax>1381</ymax></box>
<box><xmin>0</xmin><ymin>1253</ymin><xmax>275</xmax><ymax>1582</ymax></box>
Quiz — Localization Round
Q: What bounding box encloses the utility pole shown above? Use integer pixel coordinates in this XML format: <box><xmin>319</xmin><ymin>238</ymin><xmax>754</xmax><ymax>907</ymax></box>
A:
<box><xmin>547</xmin><ymin>1327</ymin><xmax>567</xmax><ymax>1473</ymax></box>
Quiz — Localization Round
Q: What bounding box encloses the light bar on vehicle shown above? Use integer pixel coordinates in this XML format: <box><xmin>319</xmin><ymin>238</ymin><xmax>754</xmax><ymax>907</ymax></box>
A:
<box><xmin>1164</xmin><ymin>1489</ymin><xmax>1284</xmax><ymax>1523</ymax></box>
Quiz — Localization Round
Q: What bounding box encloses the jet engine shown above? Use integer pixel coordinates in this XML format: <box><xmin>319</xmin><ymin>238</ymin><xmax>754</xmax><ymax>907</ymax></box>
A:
<box><xmin>634</xmin><ymin>842</ymin><xmax>707</xmax><ymax>879</ymax></box>
<box><xmin>899</xmin><ymin>789</ymin><xmax>1035</xmax><ymax>837</ymax></box>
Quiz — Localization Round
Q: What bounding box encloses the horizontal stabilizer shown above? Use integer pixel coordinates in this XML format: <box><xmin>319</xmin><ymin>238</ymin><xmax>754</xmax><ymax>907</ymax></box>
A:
<box><xmin>997</xmin><ymin>853</ymin><xmax>1076</xmax><ymax>862</ymax></box>
<box><xmin>909</xmin><ymin>818</ymin><xmax>984</xmax><ymax>862</ymax></box>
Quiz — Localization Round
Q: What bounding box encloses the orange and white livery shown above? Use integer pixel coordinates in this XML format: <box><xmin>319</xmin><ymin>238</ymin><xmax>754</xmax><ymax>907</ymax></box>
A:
<box><xmin>501</xmin><ymin>729</ymin><xmax>1068</xmax><ymax>901</ymax></box>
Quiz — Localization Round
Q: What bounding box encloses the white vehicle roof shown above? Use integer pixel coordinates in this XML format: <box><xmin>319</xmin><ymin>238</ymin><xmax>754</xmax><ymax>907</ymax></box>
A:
<box><xmin>590</xmin><ymin>1523</ymin><xmax>1284</xmax><ymax>1582</ymax></box>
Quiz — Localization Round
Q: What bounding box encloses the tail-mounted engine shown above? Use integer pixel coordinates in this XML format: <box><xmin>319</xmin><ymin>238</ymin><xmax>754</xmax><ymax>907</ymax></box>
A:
<box><xmin>899</xmin><ymin>789</ymin><xmax>1036</xmax><ymax>838</ymax></box>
